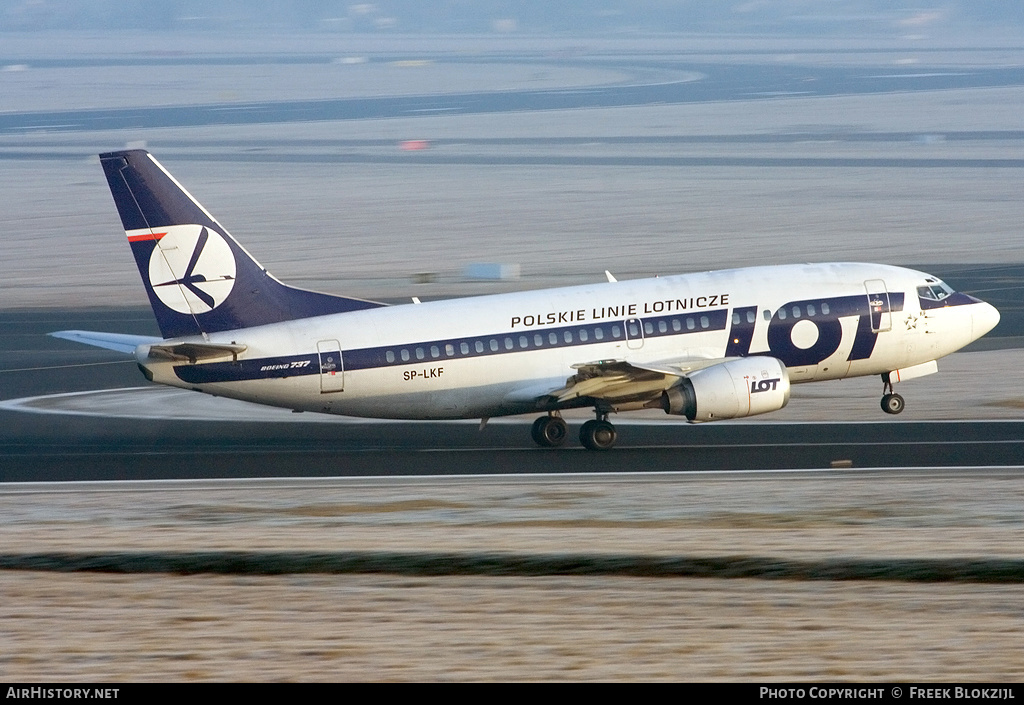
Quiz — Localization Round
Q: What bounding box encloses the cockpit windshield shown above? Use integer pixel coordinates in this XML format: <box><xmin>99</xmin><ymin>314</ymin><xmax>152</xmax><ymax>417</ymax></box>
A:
<box><xmin>917</xmin><ymin>281</ymin><xmax>954</xmax><ymax>301</ymax></box>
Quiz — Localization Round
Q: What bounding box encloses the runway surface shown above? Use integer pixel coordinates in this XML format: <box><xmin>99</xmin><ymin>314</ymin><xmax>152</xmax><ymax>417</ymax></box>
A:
<box><xmin>2</xmin><ymin>374</ymin><xmax>1024</xmax><ymax>481</ymax></box>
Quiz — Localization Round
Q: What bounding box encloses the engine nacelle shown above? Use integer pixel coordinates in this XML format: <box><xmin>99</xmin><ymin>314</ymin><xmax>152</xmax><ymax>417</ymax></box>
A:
<box><xmin>661</xmin><ymin>356</ymin><xmax>790</xmax><ymax>422</ymax></box>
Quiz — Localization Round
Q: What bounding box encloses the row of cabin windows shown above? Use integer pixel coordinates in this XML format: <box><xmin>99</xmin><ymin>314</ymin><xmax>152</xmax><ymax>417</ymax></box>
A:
<box><xmin>381</xmin><ymin>314</ymin><xmax>715</xmax><ymax>364</ymax></box>
<box><xmin>734</xmin><ymin>310</ymin><xmax>758</xmax><ymax>326</ymax></box>
<box><xmin>638</xmin><ymin>315</ymin><xmax>712</xmax><ymax>336</ymax></box>
<box><xmin>377</xmin><ymin>306</ymin><xmax>842</xmax><ymax>365</ymax></box>
<box><xmin>765</xmin><ymin>302</ymin><xmax>831</xmax><ymax>321</ymax></box>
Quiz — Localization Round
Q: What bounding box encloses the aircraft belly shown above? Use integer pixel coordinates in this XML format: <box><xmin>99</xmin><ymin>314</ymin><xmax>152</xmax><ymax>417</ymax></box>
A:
<box><xmin>330</xmin><ymin>351</ymin><xmax>572</xmax><ymax>419</ymax></box>
<box><xmin>192</xmin><ymin>377</ymin><xmax>321</xmax><ymax>413</ymax></box>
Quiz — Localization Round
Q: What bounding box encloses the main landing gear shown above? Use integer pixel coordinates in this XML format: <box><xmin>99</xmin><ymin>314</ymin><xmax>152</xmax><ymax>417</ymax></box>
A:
<box><xmin>531</xmin><ymin>410</ymin><xmax>618</xmax><ymax>450</ymax></box>
<box><xmin>880</xmin><ymin>373</ymin><xmax>905</xmax><ymax>415</ymax></box>
<box><xmin>531</xmin><ymin>413</ymin><xmax>568</xmax><ymax>447</ymax></box>
<box><xmin>580</xmin><ymin>412</ymin><xmax>617</xmax><ymax>451</ymax></box>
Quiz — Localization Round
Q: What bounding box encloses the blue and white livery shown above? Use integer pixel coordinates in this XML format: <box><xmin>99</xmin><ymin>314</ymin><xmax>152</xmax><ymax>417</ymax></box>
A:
<box><xmin>53</xmin><ymin>150</ymin><xmax>1001</xmax><ymax>450</ymax></box>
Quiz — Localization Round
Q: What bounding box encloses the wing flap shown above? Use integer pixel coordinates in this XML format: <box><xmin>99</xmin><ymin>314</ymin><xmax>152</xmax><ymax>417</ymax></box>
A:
<box><xmin>539</xmin><ymin>356</ymin><xmax>737</xmax><ymax>406</ymax></box>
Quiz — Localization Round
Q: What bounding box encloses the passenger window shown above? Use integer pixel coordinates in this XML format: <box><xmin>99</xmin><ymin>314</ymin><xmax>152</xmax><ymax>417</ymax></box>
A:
<box><xmin>579</xmin><ymin>329</ymin><xmax>589</xmax><ymax>342</ymax></box>
<box><xmin>778</xmin><ymin>309</ymin><xmax>787</xmax><ymax>320</ymax></box>
<box><xmin>628</xmin><ymin>322</ymin><xmax>639</xmax><ymax>337</ymax></box>
<box><xmin>430</xmin><ymin>345</ymin><xmax>440</xmax><ymax>359</ymax></box>
<box><xmin>476</xmin><ymin>341</ymin><xmax>485</xmax><ymax>353</ymax></box>
<box><xmin>534</xmin><ymin>334</ymin><xmax>543</xmax><ymax>347</ymax></box>
<box><xmin>763</xmin><ymin>309</ymin><xmax>771</xmax><ymax>321</ymax></box>
<box><xmin>792</xmin><ymin>306</ymin><xmax>801</xmax><ymax>319</ymax></box>
<box><xmin>612</xmin><ymin>325</ymin><xmax>622</xmax><ymax>338</ymax></box>
<box><xmin>519</xmin><ymin>336</ymin><xmax>528</xmax><ymax>349</ymax></box>
<box><xmin>416</xmin><ymin>347</ymin><xmax>425</xmax><ymax>360</ymax></box>
<box><xmin>746</xmin><ymin>311</ymin><xmax>755</xmax><ymax>324</ymax></box>
<box><xmin>461</xmin><ymin>342</ymin><xmax>469</xmax><ymax>355</ymax></box>
<box><xmin>658</xmin><ymin>320</ymin><xmax>667</xmax><ymax>333</ymax></box>
<box><xmin>686</xmin><ymin>318</ymin><xmax>695</xmax><ymax>331</ymax></box>
<box><xmin>401</xmin><ymin>349</ymin><xmax>410</xmax><ymax>362</ymax></box>
<box><xmin>672</xmin><ymin>319</ymin><xmax>681</xmax><ymax>332</ymax></box>
<box><xmin>549</xmin><ymin>332</ymin><xmax>558</xmax><ymax>345</ymax></box>
<box><xmin>489</xmin><ymin>339</ymin><xmax>498</xmax><ymax>352</ymax></box>
<box><xmin>504</xmin><ymin>338</ymin><xmax>514</xmax><ymax>350</ymax></box>
<box><xmin>732</xmin><ymin>312</ymin><xmax>740</xmax><ymax>325</ymax></box>
<box><xmin>386</xmin><ymin>350</ymin><xmax>395</xmax><ymax>363</ymax></box>
<box><xmin>564</xmin><ymin>331</ymin><xmax>573</xmax><ymax>343</ymax></box>
<box><xmin>807</xmin><ymin>304</ymin><xmax>816</xmax><ymax>317</ymax></box>
<box><xmin>700</xmin><ymin>315</ymin><xmax>709</xmax><ymax>329</ymax></box>
<box><xmin>644</xmin><ymin>321</ymin><xmax>653</xmax><ymax>335</ymax></box>
<box><xmin>594</xmin><ymin>327</ymin><xmax>605</xmax><ymax>340</ymax></box>
<box><xmin>821</xmin><ymin>303</ymin><xmax>830</xmax><ymax>315</ymax></box>
<box><xmin>445</xmin><ymin>344</ymin><xmax>455</xmax><ymax>357</ymax></box>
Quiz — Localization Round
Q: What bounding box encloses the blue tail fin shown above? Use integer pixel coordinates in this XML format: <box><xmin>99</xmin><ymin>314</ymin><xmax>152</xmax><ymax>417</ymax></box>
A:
<box><xmin>100</xmin><ymin>149</ymin><xmax>384</xmax><ymax>339</ymax></box>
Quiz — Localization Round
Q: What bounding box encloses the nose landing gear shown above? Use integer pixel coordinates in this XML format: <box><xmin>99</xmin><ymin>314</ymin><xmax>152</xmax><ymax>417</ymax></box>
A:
<box><xmin>880</xmin><ymin>373</ymin><xmax>905</xmax><ymax>415</ymax></box>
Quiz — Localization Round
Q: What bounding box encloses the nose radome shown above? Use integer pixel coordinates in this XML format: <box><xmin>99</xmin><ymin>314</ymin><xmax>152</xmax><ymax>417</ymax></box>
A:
<box><xmin>972</xmin><ymin>302</ymin><xmax>1000</xmax><ymax>340</ymax></box>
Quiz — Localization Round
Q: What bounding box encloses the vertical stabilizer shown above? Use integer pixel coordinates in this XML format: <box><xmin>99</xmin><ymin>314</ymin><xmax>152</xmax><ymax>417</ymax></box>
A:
<box><xmin>100</xmin><ymin>150</ymin><xmax>383</xmax><ymax>339</ymax></box>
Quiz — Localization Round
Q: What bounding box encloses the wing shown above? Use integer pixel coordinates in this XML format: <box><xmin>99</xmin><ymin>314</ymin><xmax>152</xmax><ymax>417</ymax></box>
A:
<box><xmin>509</xmin><ymin>353</ymin><xmax>792</xmax><ymax>422</ymax></box>
<box><xmin>522</xmin><ymin>356</ymin><xmax>732</xmax><ymax>411</ymax></box>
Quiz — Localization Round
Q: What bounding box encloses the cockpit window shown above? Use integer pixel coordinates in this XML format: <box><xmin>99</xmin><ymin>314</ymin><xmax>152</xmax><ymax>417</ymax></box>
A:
<box><xmin>917</xmin><ymin>282</ymin><xmax>954</xmax><ymax>301</ymax></box>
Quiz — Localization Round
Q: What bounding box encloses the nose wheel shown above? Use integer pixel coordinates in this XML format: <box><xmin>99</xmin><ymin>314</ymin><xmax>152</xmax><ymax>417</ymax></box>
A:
<box><xmin>881</xmin><ymin>393</ymin><xmax>905</xmax><ymax>415</ymax></box>
<box><xmin>880</xmin><ymin>374</ymin><xmax>905</xmax><ymax>415</ymax></box>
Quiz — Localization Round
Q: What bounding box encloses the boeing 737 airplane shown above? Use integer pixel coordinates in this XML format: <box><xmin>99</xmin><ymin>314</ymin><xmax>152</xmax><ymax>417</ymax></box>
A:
<box><xmin>53</xmin><ymin>150</ymin><xmax>1000</xmax><ymax>450</ymax></box>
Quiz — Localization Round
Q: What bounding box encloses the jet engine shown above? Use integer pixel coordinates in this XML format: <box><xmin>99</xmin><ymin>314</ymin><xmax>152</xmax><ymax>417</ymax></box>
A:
<box><xmin>661</xmin><ymin>356</ymin><xmax>790</xmax><ymax>422</ymax></box>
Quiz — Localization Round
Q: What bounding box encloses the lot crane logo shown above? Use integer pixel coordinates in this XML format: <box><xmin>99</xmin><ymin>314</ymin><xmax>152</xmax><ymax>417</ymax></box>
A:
<box><xmin>148</xmin><ymin>225</ymin><xmax>236</xmax><ymax>314</ymax></box>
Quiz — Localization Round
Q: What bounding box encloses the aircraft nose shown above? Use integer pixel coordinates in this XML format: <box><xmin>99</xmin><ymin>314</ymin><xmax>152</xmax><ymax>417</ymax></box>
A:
<box><xmin>972</xmin><ymin>301</ymin><xmax>1000</xmax><ymax>340</ymax></box>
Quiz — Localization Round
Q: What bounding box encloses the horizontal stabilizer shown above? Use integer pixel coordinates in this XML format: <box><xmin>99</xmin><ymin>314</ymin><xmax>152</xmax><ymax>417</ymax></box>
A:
<box><xmin>50</xmin><ymin>330</ymin><xmax>162</xmax><ymax>354</ymax></box>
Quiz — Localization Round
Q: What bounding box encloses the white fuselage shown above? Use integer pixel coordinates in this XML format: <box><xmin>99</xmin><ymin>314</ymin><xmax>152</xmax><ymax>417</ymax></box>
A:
<box><xmin>136</xmin><ymin>262</ymin><xmax>998</xmax><ymax>420</ymax></box>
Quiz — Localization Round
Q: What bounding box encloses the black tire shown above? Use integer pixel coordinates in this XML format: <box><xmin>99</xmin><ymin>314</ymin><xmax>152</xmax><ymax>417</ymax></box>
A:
<box><xmin>532</xmin><ymin>416</ymin><xmax>567</xmax><ymax>447</ymax></box>
<box><xmin>580</xmin><ymin>419</ymin><xmax>617</xmax><ymax>451</ymax></box>
<box><xmin>881</xmin><ymin>393</ymin><xmax>905</xmax><ymax>415</ymax></box>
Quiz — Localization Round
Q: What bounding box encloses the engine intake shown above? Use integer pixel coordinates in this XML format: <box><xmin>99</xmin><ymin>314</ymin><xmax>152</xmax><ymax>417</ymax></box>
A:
<box><xmin>661</xmin><ymin>356</ymin><xmax>790</xmax><ymax>422</ymax></box>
